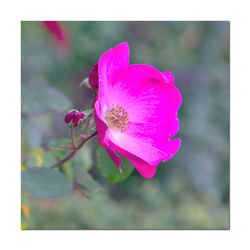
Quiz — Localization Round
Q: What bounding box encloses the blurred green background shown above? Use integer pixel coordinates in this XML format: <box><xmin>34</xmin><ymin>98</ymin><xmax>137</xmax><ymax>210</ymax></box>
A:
<box><xmin>21</xmin><ymin>21</ymin><xmax>229</xmax><ymax>229</ymax></box>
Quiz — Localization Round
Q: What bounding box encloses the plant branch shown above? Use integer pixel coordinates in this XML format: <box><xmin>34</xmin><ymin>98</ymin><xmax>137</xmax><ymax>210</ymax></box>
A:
<box><xmin>70</xmin><ymin>128</ymin><xmax>76</xmax><ymax>150</ymax></box>
<box><xmin>50</xmin><ymin>131</ymin><xmax>97</xmax><ymax>168</ymax></box>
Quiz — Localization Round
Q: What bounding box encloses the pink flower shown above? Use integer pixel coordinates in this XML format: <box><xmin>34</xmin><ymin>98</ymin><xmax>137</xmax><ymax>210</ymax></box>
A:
<box><xmin>42</xmin><ymin>21</ymin><xmax>70</xmax><ymax>49</ymax></box>
<box><xmin>65</xmin><ymin>109</ymin><xmax>85</xmax><ymax>127</ymax></box>
<box><xmin>94</xmin><ymin>43</ymin><xmax>182</xmax><ymax>178</ymax></box>
<box><xmin>89</xmin><ymin>63</ymin><xmax>99</xmax><ymax>91</ymax></box>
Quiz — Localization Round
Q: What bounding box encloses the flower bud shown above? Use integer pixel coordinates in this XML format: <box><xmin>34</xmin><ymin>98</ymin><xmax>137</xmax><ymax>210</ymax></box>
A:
<box><xmin>88</xmin><ymin>63</ymin><xmax>99</xmax><ymax>91</ymax></box>
<box><xmin>64</xmin><ymin>109</ymin><xmax>85</xmax><ymax>127</ymax></box>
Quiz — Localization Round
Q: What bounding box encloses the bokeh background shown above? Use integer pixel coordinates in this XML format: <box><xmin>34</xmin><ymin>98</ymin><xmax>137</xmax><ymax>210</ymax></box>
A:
<box><xmin>21</xmin><ymin>21</ymin><xmax>229</xmax><ymax>229</ymax></box>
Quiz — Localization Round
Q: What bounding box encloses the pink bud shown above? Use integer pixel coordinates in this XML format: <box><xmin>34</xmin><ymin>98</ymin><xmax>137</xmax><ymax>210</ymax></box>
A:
<box><xmin>65</xmin><ymin>109</ymin><xmax>85</xmax><ymax>127</ymax></box>
<box><xmin>89</xmin><ymin>63</ymin><xmax>99</xmax><ymax>91</ymax></box>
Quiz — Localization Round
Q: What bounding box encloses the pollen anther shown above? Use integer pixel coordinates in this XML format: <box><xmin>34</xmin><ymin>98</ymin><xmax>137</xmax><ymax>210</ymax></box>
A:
<box><xmin>105</xmin><ymin>104</ymin><xmax>129</xmax><ymax>132</ymax></box>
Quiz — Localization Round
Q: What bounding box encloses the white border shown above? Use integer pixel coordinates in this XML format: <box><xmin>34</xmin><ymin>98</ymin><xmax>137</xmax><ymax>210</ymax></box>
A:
<box><xmin>1</xmin><ymin>0</ymin><xmax>250</xmax><ymax>249</ymax></box>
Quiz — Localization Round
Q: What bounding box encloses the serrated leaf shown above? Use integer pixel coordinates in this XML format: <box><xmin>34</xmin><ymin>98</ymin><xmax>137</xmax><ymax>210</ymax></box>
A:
<box><xmin>22</xmin><ymin>84</ymin><xmax>72</xmax><ymax>115</ymax></box>
<box><xmin>74</xmin><ymin>165</ymin><xmax>103</xmax><ymax>192</ymax></box>
<box><xmin>21</xmin><ymin>167</ymin><xmax>72</xmax><ymax>198</ymax></box>
<box><xmin>96</xmin><ymin>145</ymin><xmax>134</xmax><ymax>183</ymax></box>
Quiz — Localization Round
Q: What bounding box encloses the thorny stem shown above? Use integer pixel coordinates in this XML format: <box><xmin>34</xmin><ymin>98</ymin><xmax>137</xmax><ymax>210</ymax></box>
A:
<box><xmin>70</xmin><ymin>128</ymin><xmax>76</xmax><ymax>150</ymax></box>
<box><xmin>50</xmin><ymin>131</ymin><xmax>97</xmax><ymax>168</ymax></box>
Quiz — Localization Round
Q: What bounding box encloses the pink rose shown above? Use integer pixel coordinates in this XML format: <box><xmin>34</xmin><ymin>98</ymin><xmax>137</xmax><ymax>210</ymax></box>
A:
<box><xmin>94</xmin><ymin>43</ymin><xmax>182</xmax><ymax>178</ymax></box>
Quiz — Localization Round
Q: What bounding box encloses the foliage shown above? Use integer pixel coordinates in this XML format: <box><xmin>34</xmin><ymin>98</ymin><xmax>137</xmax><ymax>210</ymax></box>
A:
<box><xmin>96</xmin><ymin>145</ymin><xmax>134</xmax><ymax>183</ymax></box>
<box><xmin>21</xmin><ymin>167</ymin><xmax>72</xmax><ymax>198</ymax></box>
<box><xmin>21</xmin><ymin>21</ymin><xmax>229</xmax><ymax>229</ymax></box>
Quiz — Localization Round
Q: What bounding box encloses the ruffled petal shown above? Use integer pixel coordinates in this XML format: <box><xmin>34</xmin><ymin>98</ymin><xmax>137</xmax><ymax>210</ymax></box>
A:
<box><xmin>94</xmin><ymin>43</ymin><xmax>182</xmax><ymax>179</ymax></box>
<box><xmin>106</xmin><ymin>147</ymin><xmax>122</xmax><ymax>173</ymax></box>
<box><xmin>98</xmin><ymin>42</ymin><xmax>129</xmax><ymax>105</ymax></box>
<box><xmin>126</xmin><ymin>113</ymin><xmax>179</xmax><ymax>144</ymax></box>
<box><xmin>95</xmin><ymin>99</ymin><xmax>123</xmax><ymax>173</ymax></box>
<box><xmin>96</xmin><ymin>63</ymin><xmax>182</xmax><ymax>165</ymax></box>
<box><xmin>161</xmin><ymin>138</ymin><xmax>181</xmax><ymax>161</ymax></box>
<box><xmin>108</xmin><ymin>140</ymin><xmax>158</xmax><ymax>178</ymax></box>
<box><xmin>94</xmin><ymin>100</ymin><xmax>108</xmax><ymax>147</ymax></box>
<box><xmin>101</xmin><ymin>65</ymin><xmax>182</xmax><ymax>124</ymax></box>
<box><xmin>106</xmin><ymin>129</ymin><xmax>165</xmax><ymax>165</ymax></box>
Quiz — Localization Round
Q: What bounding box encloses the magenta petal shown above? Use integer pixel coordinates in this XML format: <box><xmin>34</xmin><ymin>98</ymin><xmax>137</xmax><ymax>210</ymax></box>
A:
<box><xmin>78</xmin><ymin>112</ymin><xmax>84</xmax><ymax>119</ymax></box>
<box><xmin>125</xmin><ymin>115</ymin><xmax>179</xmax><ymax>150</ymax></box>
<box><xmin>94</xmin><ymin>100</ymin><xmax>108</xmax><ymax>147</ymax></box>
<box><xmin>101</xmin><ymin>65</ymin><xmax>182</xmax><ymax>124</ymax></box>
<box><xmin>64</xmin><ymin>112</ymin><xmax>74</xmax><ymax>124</ymax></box>
<box><xmin>109</xmin><ymin>140</ymin><xmax>157</xmax><ymax>178</ymax></box>
<box><xmin>95</xmin><ymin>100</ymin><xmax>123</xmax><ymax>173</ymax></box>
<box><xmin>162</xmin><ymin>71</ymin><xmax>175</xmax><ymax>84</ymax></box>
<box><xmin>94</xmin><ymin>43</ymin><xmax>182</xmax><ymax>179</ymax></box>
<box><xmin>99</xmin><ymin>42</ymin><xmax>129</xmax><ymax>77</ymax></box>
<box><xmin>128</xmin><ymin>157</ymin><xmax>157</xmax><ymax>179</ymax></box>
<box><xmin>107</xmin><ymin>129</ymin><xmax>164</xmax><ymax>166</ymax></box>
<box><xmin>106</xmin><ymin>147</ymin><xmax>122</xmax><ymax>173</ymax></box>
<box><xmin>161</xmin><ymin>138</ymin><xmax>181</xmax><ymax>161</ymax></box>
<box><xmin>98</xmin><ymin>43</ymin><xmax>129</xmax><ymax>104</ymax></box>
<box><xmin>72</xmin><ymin>116</ymin><xmax>78</xmax><ymax>127</ymax></box>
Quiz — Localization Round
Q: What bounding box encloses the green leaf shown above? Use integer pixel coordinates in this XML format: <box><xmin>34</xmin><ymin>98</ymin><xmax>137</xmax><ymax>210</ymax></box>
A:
<box><xmin>62</xmin><ymin>163</ymin><xmax>74</xmax><ymax>182</ymax></box>
<box><xmin>21</xmin><ymin>167</ymin><xmax>72</xmax><ymax>198</ymax></box>
<box><xmin>96</xmin><ymin>145</ymin><xmax>134</xmax><ymax>183</ymax></box>
<box><xmin>22</xmin><ymin>118</ymin><xmax>42</xmax><ymax>148</ymax></box>
<box><xmin>74</xmin><ymin>165</ymin><xmax>103</xmax><ymax>192</ymax></box>
<box><xmin>22</xmin><ymin>84</ymin><xmax>72</xmax><ymax>115</ymax></box>
<box><xmin>25</xmin><ymin>147</ymin><xmax>57</xmax><ymax>168</ymax></box>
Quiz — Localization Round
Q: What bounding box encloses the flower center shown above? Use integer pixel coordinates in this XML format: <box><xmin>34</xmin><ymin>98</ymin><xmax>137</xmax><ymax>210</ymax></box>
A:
<box><xmin>105</xmin><ymin>104</ymin><xmax>129</xmax><ymax>132</ymax></box>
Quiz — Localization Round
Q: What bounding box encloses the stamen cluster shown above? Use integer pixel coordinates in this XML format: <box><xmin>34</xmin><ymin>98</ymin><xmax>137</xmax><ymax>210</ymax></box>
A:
<box><xmin>106</xmin><ymin>105</ymin><xmax>129</xmax><ymax>132</ymax></box>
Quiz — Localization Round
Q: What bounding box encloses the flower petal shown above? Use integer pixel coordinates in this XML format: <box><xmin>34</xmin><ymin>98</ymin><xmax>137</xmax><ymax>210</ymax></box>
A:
<box><xmin>126</xmin><ymin>113</ymin><xmax>179</xmax><ymax>143</ymax></box>
<box><xmin>94</xmin><ymin>100</ymin><xmax>108</xmax><ymax>147</ymax></box>
<box><xmin>161</xmin><ymin>138</ymin><xmax>181</xmax><ymax>161</ymax></box>
<box><xmin>162</xmin><ymin>71</ymin><xmax>175</xmax><ymax>84</ymax></box>
<box><xmin>107</xmin><ymin>129</ymin><xmax>165</xmax><ymax>165</ymax></box>
<box><xmin>64</xmin><ymin>112</ymin><xmax>74</xmax><ymax>124</ymax></box>
<box><xmin>108</xmin><ymin>140</ymin><xmax>158</xmax><ymax>178</ymax></box>
<box><xmin>98</xmin><ymin>42</ymin><xmax>129</xmax><ymax>105</ymax></box>
<box><xmin>106</xmin><ymin>147</ymin><xmax>122</xmax><ymax>173</ymax></box>
<box><xmin>101</xmin><ymin>65</ymin><xmax>182</xmax><ymax>123</ymax></box>
<box><xmin>95</xmin><ymin>100</ymin><xmax>123</xmax><ymax>172</ymax></box>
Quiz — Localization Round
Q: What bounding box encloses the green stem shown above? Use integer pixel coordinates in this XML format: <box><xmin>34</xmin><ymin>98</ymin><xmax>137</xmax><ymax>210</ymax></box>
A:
<box><xmin>70</xmin><ymin>128</ymin><xmax>76</xmax><ymax>150</ymax></box>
